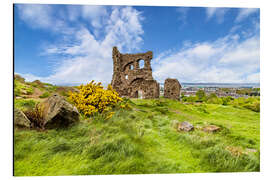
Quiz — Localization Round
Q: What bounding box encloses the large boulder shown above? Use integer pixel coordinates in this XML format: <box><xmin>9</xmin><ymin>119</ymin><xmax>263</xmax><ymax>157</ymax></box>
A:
<box><xmin>178</xmin><ymin>121</ymin><xmax>194</xmax><ymax>132</ymax></box>
<box><xmin>14</xmin><ymin>108</ymin><xmax>31</xmax><ymax>128</ymax></box>
<box><xmin>38</xmin><ymin>94</ymin><xmax>80</xmax><ymax>129</ymax></box>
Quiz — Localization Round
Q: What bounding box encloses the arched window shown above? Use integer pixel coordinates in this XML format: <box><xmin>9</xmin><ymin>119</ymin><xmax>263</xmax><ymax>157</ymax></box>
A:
<box><xmin>130</xmin><ymin>64</ymin><xmax>134</xmax><ymax>70</ymax></box>
<box><xmin>125</xmin><ymin>75</ymin><xmax>128</xmax><ymax>80</ymax></box>
<box><xmin>139</xmin><ymin>60</ymin><xmax>144</xmax><ymax>69</ymax></box>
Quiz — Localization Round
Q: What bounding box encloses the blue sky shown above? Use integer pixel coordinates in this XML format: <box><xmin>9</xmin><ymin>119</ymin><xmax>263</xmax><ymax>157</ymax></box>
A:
<box><xmin>14</xmin><ymin>4</ymin><xmax>260</xmax><ymax>85</ymax></box>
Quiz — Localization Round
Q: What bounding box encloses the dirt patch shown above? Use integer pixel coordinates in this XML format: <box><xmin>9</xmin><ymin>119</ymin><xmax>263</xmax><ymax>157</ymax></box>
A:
<box><xmin>23</xmin><ymin>88</ymin><xmax>44</xmax><ymax>100</ymax></box>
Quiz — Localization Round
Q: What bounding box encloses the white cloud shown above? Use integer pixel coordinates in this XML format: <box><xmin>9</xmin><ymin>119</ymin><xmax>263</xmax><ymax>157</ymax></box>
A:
<box><xmin>246</xmin><ymin>73</ymin><xmax>260</xmax><ymax>83</ymax></box>
<box><xmin>206</xmin><ymin>7</ymin><xmax>228</xmax><ymax>23</ymax></box>
<box><xmin>17</xmin><ymin>4</ymin><xmax>53</xmax><ymax>29</ymax></box>
<box><xmin>16</xmin><ymin>4</ymin><xmax>112</xmax><ymax>34</ymax></box>
<box><xmin>152</xmin><ymin>33</ymin><xmax>260</xmax><ymax>83</ymax></box>
<box><xmin>19</xmin><ymin>6</ymin><xmax>144</xmax><ymax>85</ymax></box>
<box><xmin>66</xmin><ymin>5</ymin><xmax>81</xmax><ymax>21</ymax></box>
<box><xmin>16</xmin><ymin>4</ymin><xmax>75</xmax><ymax>34</ymax></box>
<box><xmin>16</xmin><ymin>5</ymin><xmax>259</xmax><ymax>85</ymax></box>
<box><xmin>82</xmin><ymin>5</ymin><xmax>108</xmax><ymax>28</ymax></box>
<box><xmin>219</xmin><ymin>36</ymin><xmax>259</xmax><ymax>66</ymax></box>
<box><xmin>236</xmin><ymin>8</ymin><xmax>259</xmax><ymax>22</ymax></box>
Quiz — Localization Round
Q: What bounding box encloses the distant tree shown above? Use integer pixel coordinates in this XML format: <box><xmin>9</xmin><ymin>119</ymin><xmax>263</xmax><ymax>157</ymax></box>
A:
<box><xmin>181</xmin><ymin>92</ymin><xmax>185</xmax><ymax>99</ymax></box>
<box><xmin>196</xmin><ymin>90</ymin><xmax>206</xmax><ymax>102</ymax></box>
<box><xmin>253</xmin><ymin>88</ymin><xmax>260</xmax><ymax>92</ymax></box>
<box><xmin>221</xmin><ymin>96</ymin><xmax>233</xmax><ymax>105</ymax></box>
<box><xmin>208</xmin><ymin>93</ymin><xmax>217</xmax><ymax>99</ymax></box>
<box><xmin>207</xmin><ymin>93</ymin><xmax>221</xmax><ymax>104</ymax></box>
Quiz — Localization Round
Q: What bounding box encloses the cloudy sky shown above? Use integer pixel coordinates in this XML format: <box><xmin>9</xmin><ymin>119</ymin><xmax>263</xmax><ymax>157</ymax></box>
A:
<box><xmin>14</xmin><ymin>4</ymin><xmax>260</xmax><ymax>85</ymax></box>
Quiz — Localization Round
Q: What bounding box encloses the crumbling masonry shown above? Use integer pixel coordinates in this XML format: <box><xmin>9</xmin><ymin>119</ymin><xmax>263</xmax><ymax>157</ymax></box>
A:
<box><xmin>111</xmin><ymin>47</ymin><xmax>160</xmax><ymax>99</ymax></box>
<box><xmin>164</xmin><ymin>78</ymin><xmax>182</xmax><ymax>100</ymax></box>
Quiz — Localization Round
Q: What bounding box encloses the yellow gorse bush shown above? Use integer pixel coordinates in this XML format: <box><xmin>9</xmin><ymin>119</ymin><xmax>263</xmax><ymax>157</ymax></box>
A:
<box><xmin>69</xmin><ymin>80</ymin><xmax>123</xmax><ymax>116</ymax></box>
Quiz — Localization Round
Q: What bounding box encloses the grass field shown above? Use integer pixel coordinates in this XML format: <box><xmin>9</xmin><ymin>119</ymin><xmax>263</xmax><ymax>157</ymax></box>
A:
<box><xmin>14</xmin><ymin>98</ymin><xmax>260</xmax><ymax>176</ymax></box>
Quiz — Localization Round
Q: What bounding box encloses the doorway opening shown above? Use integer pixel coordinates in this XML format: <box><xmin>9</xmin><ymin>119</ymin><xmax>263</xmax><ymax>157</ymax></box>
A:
<box><xmin>138</xmin><ymin>90</ymin><xmax>144</xmax><ymax>99</ymax></box>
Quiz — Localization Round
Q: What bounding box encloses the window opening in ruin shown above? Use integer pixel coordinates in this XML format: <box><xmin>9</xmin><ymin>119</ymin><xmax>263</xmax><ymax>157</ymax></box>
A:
<box><xmin>130</xmin><ymin>65</ymin><xmax>134</xmax><ymax>70</ymax></box>
<box><xmin>125</xmin><ymin>75</ymin><xmax>128</xmax><ymax>80</ymax></box>
<box><xmin>138</xmin><ymin>90</ymin><xmax>143</xmax><ymax>99</ymax></box>
<box><xmin>139</xmin><ymin>60</ymin><xmax>144</xmax><ymax>69</ymax></box>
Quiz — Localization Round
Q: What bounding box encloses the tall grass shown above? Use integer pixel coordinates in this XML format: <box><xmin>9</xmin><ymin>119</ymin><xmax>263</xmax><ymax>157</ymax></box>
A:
<box><xmin>14</xmin><ymin>98</ymin><xmax>260</xmax><ymax>176</ymax></box>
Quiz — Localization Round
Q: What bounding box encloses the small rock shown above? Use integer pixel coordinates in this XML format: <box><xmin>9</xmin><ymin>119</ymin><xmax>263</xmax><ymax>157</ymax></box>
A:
<box><xmin>38</xmin><ymin>94</ymin><xmax>80</xmax><ymax>129</ymax></box>
<box><xmin>14</xmin><ymin>108</ymin><xmax>31</xmax><ymax>128</ymax></box>
<box><xmin>203</xmin><ymin>125</ymin><xmax>220</xmax><ymax>132</ymax></box>
<box><xmin>178</xmin><ymin>121</ymin><xmax>194</xmax><ymax>132</ymax></box>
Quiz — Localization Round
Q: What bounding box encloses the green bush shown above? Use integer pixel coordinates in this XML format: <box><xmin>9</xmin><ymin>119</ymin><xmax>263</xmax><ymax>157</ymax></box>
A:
<box><xmin>228</xmin><ymin>97</ymin><xmax>260</xmax><ymax>112</ymax></box>
<box><xmin>242</xmin><ymin>101</ymin><xmax>260</xmax><ymax>112</ymax></box>
<box><xmin>221</xmin><ymin>96</ymin><xmax>234</xmax><ymax>105</ymax></box>
<box><xmin>181</xmin><ymin>96</ymin><xmax>197</xmax><ymax>103</ymax></box>
<box><xmin>207</xmin><ymin>93</ymin><xmax>222</xmax><ymax>104</ymax></box>
<box><xmin>196</xmin><ymin>90</ymin><xmax>206</xmax><ymax>102</ymax></box>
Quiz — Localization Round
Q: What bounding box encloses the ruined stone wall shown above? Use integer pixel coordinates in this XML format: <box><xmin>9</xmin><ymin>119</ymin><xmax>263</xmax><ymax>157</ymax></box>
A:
<box><xmin>164</xmin><ymin>78</ymin><xmax>181</xmax><ymax>100</ymax></box>
<box><xmin>111</xmin><ymin>47</ymin><xmax>159</xmax><ymax>99</ymax></box>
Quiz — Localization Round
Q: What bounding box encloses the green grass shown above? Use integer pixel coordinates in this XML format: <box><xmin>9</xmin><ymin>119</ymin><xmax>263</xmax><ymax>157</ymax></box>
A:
<box><xmin>39</xmin><ymin>92</ymin><xmax>50</xmax><ymax>98</ymax></box>
<box><xmin>14</xmin><ymin>98</ymin><xmax>260</xmax><ymax>176</ymax></box>
<box><xmin>14</xmin><ymin>99</ymin><xmax>39</xmax><ymax>111</ymax></box>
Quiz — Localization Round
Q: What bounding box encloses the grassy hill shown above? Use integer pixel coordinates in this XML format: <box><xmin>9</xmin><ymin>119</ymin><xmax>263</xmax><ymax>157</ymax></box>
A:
<box><xmin>14</xmin><ymin>92</ymin><xmax>260</xmax><ymax>175</ymax></box>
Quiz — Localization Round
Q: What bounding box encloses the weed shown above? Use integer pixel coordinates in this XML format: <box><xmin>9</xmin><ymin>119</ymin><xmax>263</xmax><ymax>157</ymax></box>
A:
<box><xmin>23</xmin><ymin>104</ymin><xmax>45</xmax><ymax>128</ymax></box>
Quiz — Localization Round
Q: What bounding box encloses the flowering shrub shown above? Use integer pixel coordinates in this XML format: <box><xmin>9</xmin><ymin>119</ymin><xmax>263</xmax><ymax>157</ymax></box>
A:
<box><xmin>69</xmin><ymin>81</ymin><xmax>123</xmax><ymax>116</ymax></box>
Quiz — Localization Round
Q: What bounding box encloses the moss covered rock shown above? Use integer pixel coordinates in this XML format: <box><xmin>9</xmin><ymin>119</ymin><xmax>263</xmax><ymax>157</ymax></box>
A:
<box><xmin>38</xmin><ymin>94</ymin><xmax>80</xmax><ymax>129</ymax></box>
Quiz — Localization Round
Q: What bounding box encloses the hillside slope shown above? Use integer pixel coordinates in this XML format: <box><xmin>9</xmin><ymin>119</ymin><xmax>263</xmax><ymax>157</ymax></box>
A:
<box><xmin>14</xmin><ymin>97</ymin><xmax>260</xmax><ymax>176</ymax></box>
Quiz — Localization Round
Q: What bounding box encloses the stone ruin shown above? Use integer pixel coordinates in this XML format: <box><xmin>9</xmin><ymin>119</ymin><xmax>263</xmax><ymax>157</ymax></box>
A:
<box><xmin>164</xmin><ymin>78</ymin><xmax>182</xmax><ymax>100</ymax></box>
<box><xmin>111</xmin><ymin>47</ymin><xmax>160</xmax><ymax>99</ymax></box>
<box><xmin>111</xmin><ymin>47</ymin><xmax>182</xmax><ymax>100</ymax></box>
